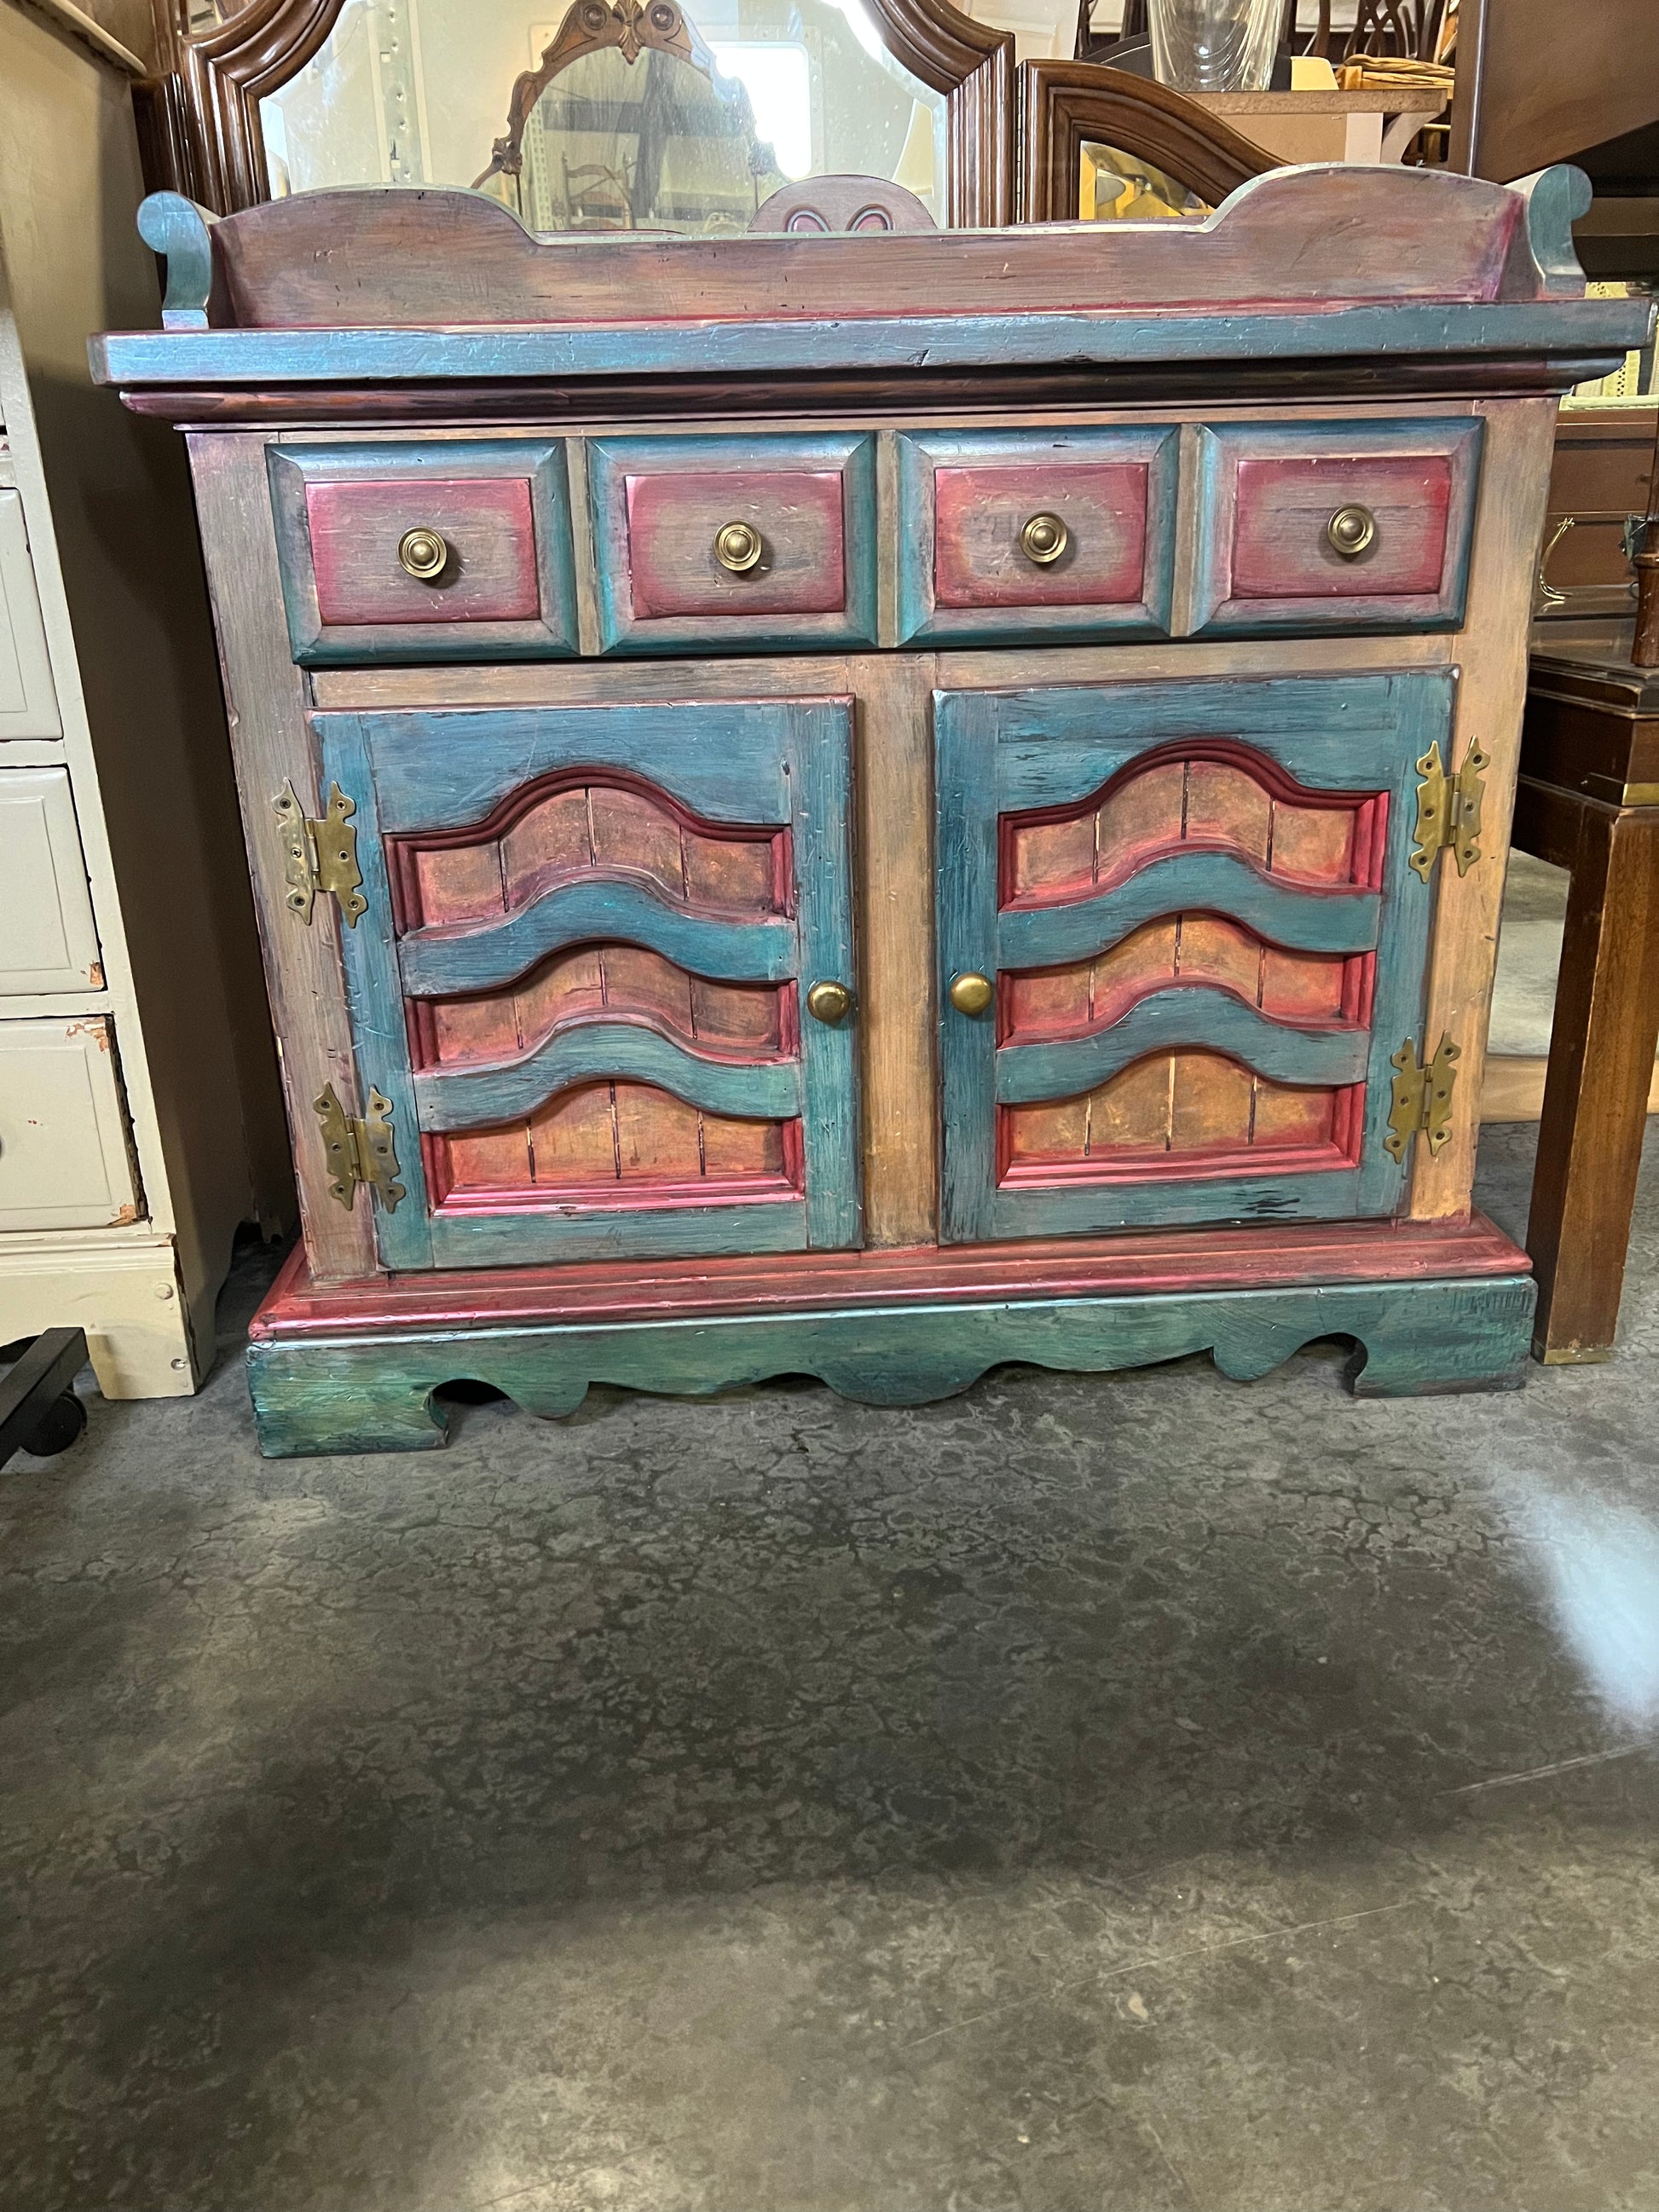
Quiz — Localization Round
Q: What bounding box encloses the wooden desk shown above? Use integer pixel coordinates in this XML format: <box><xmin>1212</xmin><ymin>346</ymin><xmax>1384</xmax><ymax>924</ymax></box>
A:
<box><xmin>1515</xmin><ymin>626</ymin><xmax>1659</xmax><ymax>1360</ymax></box>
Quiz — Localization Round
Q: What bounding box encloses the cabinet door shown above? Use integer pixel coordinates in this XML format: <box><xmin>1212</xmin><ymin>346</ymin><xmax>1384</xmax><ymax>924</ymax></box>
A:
<box><xmin>935</xmin><ymin>673</ymin><xmax>1451</xmax><ymax>1243</ymax></box>
<box><xmin>312</xmin><ymin>698</ymin><xmax>860</xmax><ymax>1268</ymax></box>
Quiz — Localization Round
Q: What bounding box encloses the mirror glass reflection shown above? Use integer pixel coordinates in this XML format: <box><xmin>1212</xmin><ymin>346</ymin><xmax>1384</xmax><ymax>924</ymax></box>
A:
<box><xmin>257</xmin><ymin>0</ymin><xmax>948</xmax><ymax>229</ymax></box>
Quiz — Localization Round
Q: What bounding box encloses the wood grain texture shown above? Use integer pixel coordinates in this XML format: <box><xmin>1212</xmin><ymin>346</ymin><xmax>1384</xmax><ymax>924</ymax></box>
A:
<box><xmin>589</xmin><ymin>433</ymin><xmax>877</xmax><ymax>654</ymax></box>
<box><xmin>319</xmin><ymin>695</ymin><xmax>860</xmax><ymax>1268</ymax></box>
<box><xmin>1230</xmin><ymin>454</ymin><xmax>1453</xmax><ymax>600</ymax></box>
<box><xmin>171</xmin><ymin>167</ymin><xmax>1575</xmax><ymax>330</ymax></box>
<box><xmin>896</xmin><ymin>426</ymin><xmax>1177</xmax><ymax>644</ymax></box>
<box><xmin>268</xmin><ymin>439</ymin><xmax>578</xmax><ymax>666</ymax></box>
<box><xmin>253</xmin><ymin>1206</ymin><xmax>1532</xmax><ymax>1334</ymax></box>
<box><xmin>1191</xmin><ymin>419</ymin><xmax>1483</xmax><ymax>636</ymax></box>
<box><xmin>935</xmin><ymin>673</ymin><xmax>1446</xmax><ymax>1243</ymax></box>
<box><xmin>624</xmin><ymin>469</ymin><xmax>846</xmax><ymax>620</ymax></box>
<box><xmin>244</xmin><ymin>1268</ymin><xmax>1536</xmax><ymax>1456</ymax></box>
<box><xmin>305</xmin><ymin>476</ymin><xmax>539</xmax><ymax>627</ymax></box>
<box><xmin>1410</xmin><ymin>396</ymin><xmax>1562</xmax><ymax>1222</ymax></box>
<box><xmin>185</xmin><ymin>430</ymin><xmax>374</xmax><ymax>1283</ymax></box>
<box><xmin>855</xmin><ymin>652</ymin><xmax>939</xmax><ymax>1246</ymax></box>
<box><xmin>1512</xmin><ymin>779</ymin><xmax>1659</xmax><ymax>1361</ymax></box>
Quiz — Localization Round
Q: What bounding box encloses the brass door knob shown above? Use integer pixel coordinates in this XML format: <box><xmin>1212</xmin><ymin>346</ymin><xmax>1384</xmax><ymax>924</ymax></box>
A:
<box><xmin>714</xmin><ymin>519</ymin><xmax>764</xmax><ymax>574</ymax></box>
<box><xmin>806</xmin><ymin>979</ymin><xmax>853</xmax><ymax>1024</ymax></box>
<box><xmin>1327</xmin><ymin>505</ymin><xmax>1377</xmax><ymax>558</ymax></box>
<box><xmin>398</xmin><ymin>526</ymin><xmax>449</xmax><ymax>581</ymax></box>
<box><xmin>949</xmin><ymin>971</ymin><xmax>994</xmax><ymax>1016</ymax></box>
<box><xmin>1020</xmin><ymin>512</ymin><xmax>1069</xmax><ymax>565</ymax></box>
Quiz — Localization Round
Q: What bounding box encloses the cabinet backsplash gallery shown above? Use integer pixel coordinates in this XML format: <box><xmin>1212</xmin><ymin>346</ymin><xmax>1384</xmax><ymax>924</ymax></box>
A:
<box><xmin>93</xmin><ymin>163</ymin><xmax>1651</xmax><ymax>1455</ymax></box>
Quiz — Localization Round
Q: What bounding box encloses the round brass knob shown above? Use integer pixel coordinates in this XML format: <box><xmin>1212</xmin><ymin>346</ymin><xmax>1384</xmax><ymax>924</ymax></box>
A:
<box><xmin>1327</xmin><ymin>505</ymin><xmax>1377</xmax><ymax>559</ymax></box>
<box><xmin>397</xmin><ymin>526</ymin><xmax>449</xmax><ymax>581</ymax></box>
<box><xmin>1020</xmin><ymin>512</ymin><xmax>1069</xmax><ymax>565</ymax></box>
<box><xmin>948</xmin><ymin>971</ymin><xmax>994</xmax><ymax>1017</ymax></box>
<box><xmin>714</xmin><ymin>520</ymin><xmax>764</xmax><ymax>574</ymax></box>
<box><xmin>806</xmin><ymin>979</ymin><xmax>853</xmax><ymax>1024</ymax></box>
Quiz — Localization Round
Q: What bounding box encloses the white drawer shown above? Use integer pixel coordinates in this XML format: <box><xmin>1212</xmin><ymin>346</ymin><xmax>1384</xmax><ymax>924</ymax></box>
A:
<box><xmin>0</xmin><ymin>766</ymin><xmax>101</xmax><ymax>993</ymax></box>
<box><xmin>0</xmin><ymin>1017</ymin><xmax>138</xmax><ymax>1229</ymax></box>
<box><xmin>0</xmin><ymin>488</ymin><xmax>60</xmax><ymax>741</ymax></box>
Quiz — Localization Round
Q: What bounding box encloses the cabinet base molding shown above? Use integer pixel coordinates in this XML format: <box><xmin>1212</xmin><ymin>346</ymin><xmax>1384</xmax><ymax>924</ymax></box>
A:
<box><xmin>0</xmin><ymin>1237</ymin><xmax>201</xmax><ymax>1397</ymax></box>
<box><xmin>247</xmin><ymin>1218</ymin><xmax>1535</xmax><ymax>1457</ymax></box>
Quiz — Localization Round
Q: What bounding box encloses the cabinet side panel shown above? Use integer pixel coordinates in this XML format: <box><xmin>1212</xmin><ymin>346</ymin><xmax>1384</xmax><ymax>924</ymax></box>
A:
<box><xmin>1410</xmin><ymin>395</ymin><xmax>1559</xmax><ymax>1221</ymax></box>
<box><xmin>188</xmin><ymin>433</ymin><xmax>377</xmax><ymax>1281</ymax></box>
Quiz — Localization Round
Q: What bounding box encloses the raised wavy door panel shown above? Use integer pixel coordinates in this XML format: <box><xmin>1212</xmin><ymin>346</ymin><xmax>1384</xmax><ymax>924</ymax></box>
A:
<box><xmin>312</xmin><ymin>698</ymin><xmax>859</xmax><ymax>1268</ymax></box>
<box><xmin>934</xmin><ymin>673</ymin><xmax>1452</xmax><ymax>1244</ymax></box>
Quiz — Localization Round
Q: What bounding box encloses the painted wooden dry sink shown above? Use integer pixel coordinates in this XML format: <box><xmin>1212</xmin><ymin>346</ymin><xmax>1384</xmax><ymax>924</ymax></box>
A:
<box><xmin>92</xmin><ymin>163</ymin><xmax>1650</xmax><ymax>1455</ymax></box>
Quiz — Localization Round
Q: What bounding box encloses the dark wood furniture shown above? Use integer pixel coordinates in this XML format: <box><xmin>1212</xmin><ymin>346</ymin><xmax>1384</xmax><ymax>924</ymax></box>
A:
<box><xmin>1513</xmin><ymin>631</ymin><xmax>1659</xmax><ymax>1361</ymax></box>
<box><xmin>1535</xmin><ymin>407</ymin><xmax>1656</xmax><ymax>623</ymax></box>
<box><xmin>1018</xmin><ymin>62</ymin><xmax>1277</xmax><ymax>224</ymax></box>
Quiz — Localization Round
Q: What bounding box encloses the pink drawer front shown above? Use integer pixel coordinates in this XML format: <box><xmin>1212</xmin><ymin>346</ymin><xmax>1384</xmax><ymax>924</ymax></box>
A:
<box><xmin>1192</xmin><ymin>419</ymin><xmax>1483</xmax><ymax>635</ymax></box>
<box><xmin>896</xmin><ymin>428</ymin><xmax>1177</xmax><ymax>643</ymax></box>
<box><xmin>269</xmin><ymin>439</ymin><xmax>578</xmax><ymax>665</ymax></box>
<box><xmin>588</xmin><ymin>432</ymin><xmax>877</xmax><ymax>653</ymax></box>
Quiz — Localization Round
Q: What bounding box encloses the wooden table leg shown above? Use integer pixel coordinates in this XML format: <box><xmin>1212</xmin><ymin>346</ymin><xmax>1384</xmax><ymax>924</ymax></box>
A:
<box><xmin>1512</xmin><ymin>777</ymin><xmax>1659</xmax><ymax>1361</ymax></box>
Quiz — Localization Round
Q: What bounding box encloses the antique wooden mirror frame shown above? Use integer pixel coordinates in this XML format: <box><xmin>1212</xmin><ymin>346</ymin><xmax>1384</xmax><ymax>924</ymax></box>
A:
<box><xmin>137</xmin><ymin>0</ymin><xmax>1014</xmax><ymax>224</ymax></box>
<box><xmin>1017</xmin><ymin>61</ymin><xmax>1278</xmax><ymax>223</ymax></box>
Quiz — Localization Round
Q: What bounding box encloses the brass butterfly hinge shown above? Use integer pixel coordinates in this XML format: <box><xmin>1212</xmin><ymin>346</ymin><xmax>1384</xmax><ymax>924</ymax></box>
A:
<box><xmin>1409</xmin><ymin>740</ymin><xmax>1489</xmax><ymax>881</ymax></box>
<box><xmin>315</xmin><ymin>1083</ymin><xmax>404</xmax><ymax>1212</ymax></box>
<box><xmin>275</xmin><ymin>780</ymin><xmax>367</xmax><ymax>927</ymax></box>
<box><xmin>1384</xmin><ymin>1033</ymin><xmax>1460</xmax><ymax>1164</ymax></box>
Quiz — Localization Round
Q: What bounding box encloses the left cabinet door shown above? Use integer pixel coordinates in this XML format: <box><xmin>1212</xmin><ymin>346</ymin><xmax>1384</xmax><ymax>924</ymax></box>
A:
<box><xmin>309</xmin><ymin>697</ymin><xmax>861</xmax><ymax>1268</ymax></box>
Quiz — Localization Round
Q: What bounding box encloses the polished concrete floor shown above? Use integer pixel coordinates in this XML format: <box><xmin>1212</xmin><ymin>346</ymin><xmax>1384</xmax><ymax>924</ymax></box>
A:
<box><xmin>5</xmin><ymin>1123</ymin><xmax>1659</xmax><ymax>2212</ymax></box>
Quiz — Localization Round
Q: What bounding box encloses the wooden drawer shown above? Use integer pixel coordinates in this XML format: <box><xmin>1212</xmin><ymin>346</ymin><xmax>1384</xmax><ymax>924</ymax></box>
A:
<box><xmin>268</xmin><ymin>439</ymin><xmax>578</xmax><ymax>666</ymax></box>
<box><xmin>0</xmin><ymin>488</ymin><xmax>60</xmax><ymax>740</ymax></box>
<box><xmin>1192</xmin><ymin>419</ymin><xmax>1483</xmax><ymax>634</ymax></box>
<box><xmin>0</xmin><ymin>766</ymin><xmax>101</xmax><ymax>994</ymax></box>
<box><xmin>0</xmin><ymin>1016</ymin><xmax>137</xmax><ymax>1230</ymax></box>
<box><xmin>896</xmin><ymin>428</ymin><xmax>1177</xmax><ymax>643</ymax></box>
<box><xmin>587</xmin><ymin>433</ymin><xmax>877</xmax><ymax>654</ymax></box>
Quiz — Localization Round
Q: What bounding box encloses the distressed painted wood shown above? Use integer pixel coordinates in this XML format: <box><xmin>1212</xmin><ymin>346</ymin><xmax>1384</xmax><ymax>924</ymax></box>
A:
<box><xmin>398</xmin><ymin>881</ymin><xmax>795</xmax><ymax>996</ymax></box>
<box><xmin>99</xmin><ymin>166</ymin><xmax>1645</xmax><ymax>1448</ymax></box>
<box><xmin>1191</xmin><ymin>419</ymin><xmax>1483</xmax><ymax>637</ymax></box>
<box><xmin>936</xmin><ymin>673</ymin><xmax>1447</xmax><ymax>1243</ymax></box>
<box><xmin>246</xmin><ymin>1269</ymin><xmax>1538</xmax><ymax>1456</ymax></box>
<box><xmin>998</xmin><ymin>851</ymin><xmax>1380</xmax><ymax>968</ymax></box>
<box><xmin>124</xmin><ymin>167</ymin><xmax>1610</xmax><ymax>333</ymax></box>
<box><xmin>268</xmin><ymin>440</ymin><xmax>578</xmax><ymax>665</ymax></box>
<box><xmin>997</xmin><ymin>987</ymin><xmax>1370</xmax><ymax>1101</ymax></box>
<box><xmin>588</xmin><ymin>434</ymin><xmax>878</xmax><ymax>654</ymax></box>
<box><xmin>896</xmin><ymin>427</ymin><xmax>1177</xmax><ymax>644</ymax></box>
<box><xmin>317</xmin><ymin>696</ymin><xmax>860</xmax><ymax>1269</ymax></box>
<box><xmin>253</xmin><ymin>1209</ymin><xmax>1532</xmax><ymax>1332</ymax></box>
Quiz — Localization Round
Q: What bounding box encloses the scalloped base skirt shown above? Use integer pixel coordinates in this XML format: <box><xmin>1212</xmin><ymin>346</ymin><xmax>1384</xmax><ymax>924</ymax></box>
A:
<box><xmin>246</xmin><ymin>1255</ymin><xmax>1535</xmax><ymax>1458</ymax></box>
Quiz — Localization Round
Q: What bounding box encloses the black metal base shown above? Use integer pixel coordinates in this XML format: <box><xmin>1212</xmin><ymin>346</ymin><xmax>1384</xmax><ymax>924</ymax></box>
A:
<box><xmin>0</xmin><ymin>1330</ymin><xmax>90</xmax><ymax>1469</ymax></box>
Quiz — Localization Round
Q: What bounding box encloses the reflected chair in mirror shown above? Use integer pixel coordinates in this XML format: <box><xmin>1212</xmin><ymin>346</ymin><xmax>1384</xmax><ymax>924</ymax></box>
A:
<box><xmin>137</xmin><ymin>0</ymin><xmax>1010</xmax><ymax>226</ymax></box>
<box><xmin>1017</xmin><ymin>61</ymin><xmax>1279</xmax><ymax>222</ymax></box>
<box><xmin>471</xmin><ymin>0</ymin><xmax>783</xmax><ymax>235</ymax></box>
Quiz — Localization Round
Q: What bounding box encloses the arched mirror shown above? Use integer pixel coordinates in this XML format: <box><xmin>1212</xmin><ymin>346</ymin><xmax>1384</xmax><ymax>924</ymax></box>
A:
<box><xmin>245</xmin><ymin>0</ymin><xmax>951</xmax><ymax>227</ymax></box>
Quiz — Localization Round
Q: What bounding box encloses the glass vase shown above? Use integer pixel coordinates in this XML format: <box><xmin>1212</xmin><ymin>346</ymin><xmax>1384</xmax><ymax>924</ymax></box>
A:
<box><xmin>1147</xmin><ymin>0</ymin><xmax>1281</xmax><ymax>93</ymax></box>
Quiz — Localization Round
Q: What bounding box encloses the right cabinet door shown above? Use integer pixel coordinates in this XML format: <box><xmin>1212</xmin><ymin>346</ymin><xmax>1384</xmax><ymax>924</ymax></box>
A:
<box><xmin>934</xmin><ymin>673</ymin><xmax>1453</xmax><ymax>1244</ymax></box>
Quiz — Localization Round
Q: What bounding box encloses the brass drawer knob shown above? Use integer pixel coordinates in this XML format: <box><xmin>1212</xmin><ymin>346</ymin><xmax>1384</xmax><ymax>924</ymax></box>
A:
<box><xmin>1020</xmin><ymin>512</ymin><xmax>1069</xmax><ymax>565</ymax></box>
<box><xmin>1327</xmin><ymin>505</ymin><xmax>1377</xmax><ymax>559</ymax></box>
<box><xmin>397</xmin><ymin>526</ymin><xmax>450</xmax><ymax>581</ymax></box>
<box><xmin>949</xmin><ymin>971</ymin><xmax>994</xmax><ymax>1016</ymax></box>
<box><xmin>714</xmin><ymin>519</ymin><xmax>764</xmax><ymax>574</ymax></box>
<box><xmin>806</xmin><ymin>979</ymin><xmax>853</xmax><ymax>1024</ymax></box>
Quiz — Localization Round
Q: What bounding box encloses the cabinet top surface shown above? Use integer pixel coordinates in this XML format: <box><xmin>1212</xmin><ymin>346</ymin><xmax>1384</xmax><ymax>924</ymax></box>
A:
<box><xmin>91</xmin><ymin>164</ymin><xmax>1652</xmax><ymax>415</ymax></box>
